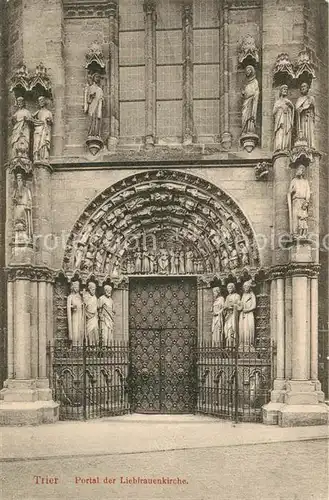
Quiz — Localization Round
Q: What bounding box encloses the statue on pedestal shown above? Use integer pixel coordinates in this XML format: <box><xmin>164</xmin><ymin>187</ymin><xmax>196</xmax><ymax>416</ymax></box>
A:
<box><xmin>295</xmin><ymin>82</ymin><xmax>315</xmax><ymax>149</ymax></box>
<box><xmin>32</xmin><ymin>96</ymin><xmax>53</xmax><ymax>162</ymax></box>
<box><xmin>240</xmin><ymin>65</ymin><xmax>259</xmax><ymax>152</ymax></box>
<box><xmin>238</xmin><ymin>280</ymin><xmax>256</xmax><ymax>347</ymax></box>
<box><xmin>273</xmin><ymin>84</ymin><xmax>294</xmax><ymax>152</ymax></box>
<box><xmin>67</xmin><ymin>280</ymin><xmax>83</xmax><ymax>343</ymax></box>
<box><xmin>11</xmin><ymin>97</ymin><xmax>32</xmax><ymax>159</ymax></box>
<box><xmin>98</xmin><ymin>284</ymin><xmax>115</xmax><ymax>344</ymax></box>
<box><xmin>288</xmin><ymin>165</ymin><xmax>311</xmax><ymax>237</ymax></box>
<box><xmin>84</xmin><ymin>72</ymin><xmax>104</xmax><ymax>155</ymax></box>
<box><xmin>83</xmin><ymin>282</ymin><xmax>99</xmax><ymax>343</ymax></box>
<box><xmin>211</xmin><ymin>287</ymin><xmax>225</xmax><ymax>344</ymax></box>
<box><xmin>12</xmin><ymin>172</ymin><xmax>33</xmax><ymax>243</ymax></box>
<box><xmin>223</xmin><ymin>283</ymin><xmax>240</xmax><ymax>347</ymax></box>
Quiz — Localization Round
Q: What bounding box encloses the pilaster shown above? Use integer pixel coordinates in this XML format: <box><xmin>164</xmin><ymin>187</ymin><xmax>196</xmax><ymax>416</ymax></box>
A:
<box><xmin>108</xmin><ymin>1</ymin><xmax>119</xmax><ymax>149</ymax></box>
<box><xmin>143</xmin><ymin>1</ymin><xmax>157</xmax><ymax>147</ymax></box>
<box><xmin>219</xmin><ymin>0</ymin><xmax>232</xmax><ymax>150</ymax></box>
<box><xmin>182</xmin><ymin>1</ymin><xmax>193</xmax><ymax>145</ymax></box>
<box><xmin>197</xmin><ymin>276</ymin><xmax>212</xmax><ymax>343</ymax></box>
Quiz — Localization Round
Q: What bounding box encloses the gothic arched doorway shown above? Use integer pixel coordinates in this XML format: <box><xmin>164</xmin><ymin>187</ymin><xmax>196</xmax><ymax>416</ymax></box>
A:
<box><xmin>54</xmin><ymin>170</ymin><xmax>268</xmax><ymax>417</ymax></box>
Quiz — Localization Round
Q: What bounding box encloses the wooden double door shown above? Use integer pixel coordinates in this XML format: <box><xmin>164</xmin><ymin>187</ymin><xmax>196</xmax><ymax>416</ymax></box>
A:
<box><xmin>129</xmin><ymin>277</ymin><xmax>197</xmax><ymax>414</ymax></box>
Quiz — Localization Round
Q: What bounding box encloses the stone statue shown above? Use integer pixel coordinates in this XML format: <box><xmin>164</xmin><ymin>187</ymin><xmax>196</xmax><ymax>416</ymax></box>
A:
<box><xmin>223</xmin><ymin>283</ymin><xmax>240</xmax><ymax>347</ymax></box>
<box><xmin>297</xmin><ymin>201</ymin><xmax>309</xmax><ymax>238</ymax></box>
<box><xmin>84</xmin><ymin>72</ymin><xmax>104</xmax><ymax>138</ymax></box>
<box><xmin>287</xmin><ymin>165</ymin><xmax>311</xmax><ymax>237</ymax></box>
<box><xmin>221</xmin><ymin>247</ymin><xmax>229</xmax><ymax>270</ymax></box>
<box><xmin>67</xmin><ymin>280</ymin><xmax>84</xmax><ymax>343</ymax></box>
<box><xmin>11</xmin><ymin>97</ymin><xmax>32</xmax><ymax>159</ymax></box>
<box><xmin>238</xmin><ymin>280</ymin><xmax>256</xmax><ymax>347</ymax></box>
<box><xmin>32</xmin><ymin>96</ymin><xmax>53</xmax><ymax>162</ymax></box>
<box><xmin>12</xmin><ymin>172</ymin><xmax>33</xmax><ymax>242</ymax></box>
<box><xmin>241</xmin><ymin>65</ymin><xmax>259</xmax><ymax>135</ymax></box>
<box><xmin>83</xmin><ymin>282</ymin><xmax>99</xmax><ymax>343</ymax></box>
<box><xmin>273</xmin><ymin>84</ymin><xmax>294</xmax><ymax>152</ymax></box>
<box><xmin>295</xmin><ymin>82</ymin><xmax>315</xmax><ymax>148</ymax></box>
<box><xmin>179</xmin><ymin>250</ymin><xmax>185</xmax><ymax>274</ymax></box>
<box><xmin>239</xmin><ymin>242</ymin><xmax>250</xmax><ymax>266</ymax></box>
<box><xmin>98</xmin><ymin>284</ymin><xmax>115</xmax><ymax>344</ymax></box>
<box><xmin>135</xmin><ymin>249</ymin><xmax>142</xmax><ymax>273</ymax></box>
<box><xmin>228</xmin><ymin>244</ymin><xmax>239</xmax><ymax>270</ymax></box>
<box><xmin>158</xmin><ymin>247</ymin><xmax>169</xmax><ymax>274</ymax></box>
<box><xmin>211</xmin><ymin>287</ymin><xmax>225</xmax><ymax>344</ymax></box>
<box><xmin>185</xmin><ymin>248</ymin><xmax>194</xmax><ymax>274</ymax></box>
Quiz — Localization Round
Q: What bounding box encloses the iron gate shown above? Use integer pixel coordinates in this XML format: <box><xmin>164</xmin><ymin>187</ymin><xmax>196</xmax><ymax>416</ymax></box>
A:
<box><xmin>47</xmin><ymin>340</ymin><xmax>129</xmax><ymax>420</ymax></box>
<box><xmin>129</xmin><ymin>277</ymin><xmax>197</xmax><ymax>414</ymax></box>
<box><xmin>195</xmin><ymin>339</ymin><xmax>274</xmax><ymax>422</ymax></box>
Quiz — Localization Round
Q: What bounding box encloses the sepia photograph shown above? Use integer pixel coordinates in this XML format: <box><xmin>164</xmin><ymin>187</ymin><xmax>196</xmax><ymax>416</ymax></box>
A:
<box><xmin>0</xmin><ymin>0</ymin><xmax>328</xmax><ymax>499</ymax></box>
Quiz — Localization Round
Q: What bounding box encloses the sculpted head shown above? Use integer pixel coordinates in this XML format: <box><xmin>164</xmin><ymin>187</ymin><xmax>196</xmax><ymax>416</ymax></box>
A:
<box><xmin>300</xmin><ymin>82</ymin><xmax>309</xmax><ymax>95</ymax></box>
<box><xmin>213</xmin><ymin>287</ymin><xmax>221</xmax><ymax>299</ymax></box>
<box><xmin>71</xmin><ymin>280</ymin><xmax>80</xmax><ymax>293</ymax></box>
<box><xmin>279</xmin><ymin>84</ymin><xmax>288</xmax><ymax>97</ymax></box>
<box><xmin>16</xmin><ymin>172</ymin><xmax>23</xmax><ymax>186</ymax></box>
<box><xmin>93</xmin><ymin>72</ymin><xmax>101</xmax><ymax>84</ymax></box>
<box><xmin>88</xmin><ymin>282</ymin><xmax>96</xmax><ymax>295</ymax></box>
<box><xmin>227</xmin><ymin>282</ymin><xmax>236</xmax><ymax>294</ymax></box>
<box><xmin>104</xmin><ymin>284</ymin><xmax>112</xmax><ymax>297</ymax></box>
<box><xmin>296</xmin><ymin>164</ymin><xmax>306</xmax><ymax>178</ymax></box>
<box><xmin>245</xmin><ymin>65</ymin><xmax>255</xmax><ymax>78</ymax></box>
<box><xmin>38</xmin><ymin>96</ymin><xmax>46</xmax><ymax>108</ymax></box>
<box><xmin>16</xmin><ymin>96</ymin><xmax>25</xmax><ymax>108</ymax></box>
<box><xmin>243</xmin><ymin>280</ymin><xmax>252</xmax><ymax>292</ymax></box>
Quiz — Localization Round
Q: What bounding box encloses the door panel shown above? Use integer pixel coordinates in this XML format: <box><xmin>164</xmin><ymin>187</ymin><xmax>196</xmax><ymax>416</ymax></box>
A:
<box><xmin>129</xmin><ymin>277</ymin><xmax>197</xmax><ymax>413</ymax></box>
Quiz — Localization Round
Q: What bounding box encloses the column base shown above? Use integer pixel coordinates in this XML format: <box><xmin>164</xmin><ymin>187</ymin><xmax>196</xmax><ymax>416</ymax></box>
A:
<box><xmin>262</xmin><ymin>402</ymin><xmax>285</xmax><ymax>425</ymax></box>
<box><xmin>0</xmin><ymin>379</ymin><xmax>53</xmax><ymax>402</ymax></box>
<box><xmin>277</xmin><ymin>404</ymin><xmax>329</xmax><ymax>427</ymax></box>
<box><xmin>0</xmin><ymin>401</ymin><xmax>59</xmax><ymax>425</ymax></box>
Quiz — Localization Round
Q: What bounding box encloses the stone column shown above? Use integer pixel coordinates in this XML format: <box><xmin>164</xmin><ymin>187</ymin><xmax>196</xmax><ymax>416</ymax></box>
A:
<box><xmin>108</xmin><ymin>1</ymin><xmax>119</xmax><ymax>149</ymax></box>
<box><xmin>219</xmin><ymin>1</ymin><xmax>232</xmax><ymax>150</ymax></box>
<box><xmin>113</xmin><ymin>277</ymin><xmax>129</xmax><ymax>342</ymax></box>
<box><xmin>310</xmin><ymin>277</ymin><xmax>318</xmax><ymax>381</ymax></box>
<box><xmin>182</xmin><ymin>1</ymin><xmax>193</xmax><ymax>145</ymax></box>
<box><xmin>0</xmin><ymin>268</ymin><xmax>58</xmax><ymax>424</ymax></box>
<box><xmin>143</xmin><ymin>1</ymin><xmax>157</xmax><ymax>147</ymax></box>
<box><xmin>33</xmin><ymin>164</ymin><xmax>53</xmax><ymax>267</ymax></box>
<box><xmin>197</xmin><ymin>277</ymin><xmax>212</xmax><ymax>343</ymax></box>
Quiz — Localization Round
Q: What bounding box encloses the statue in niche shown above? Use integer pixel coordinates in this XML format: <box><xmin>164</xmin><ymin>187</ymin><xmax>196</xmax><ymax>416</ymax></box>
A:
<box><xmin>228</xmin><ymin>218</ymin><xmax>242</xmax><ymax>240</ymax></box>
<box><xmin>135</xmin><ymin>248</ymin><xmax>142</xmax><ymax>273</ymax></box>
<box><xmin>214</xmin><ymin>253</ymin><xmax>221</xmax><ymax>272</ymax></box>
<box><xmin>98</xmin><ymin>284</ymin><xmax>115</xmax><ymax>344</ymax></box>
<box><xmin>220</xmin><ymin>224</ymin><xmax>232</xmax><ymax>243</ymax></box>
<box><xmin>83</xmin><ymin>282</ymin><xmax>99</xmax><ymax>343</ymax></box>
<box><xmin>81</xmin><ymin>244</ymin><xmax>96</xmax><ymax>271</ymax></box>
<box><xmin>84</xmin><ymin>72</ymin><xmax>104</xmax><ymax>139</ymax></box>
<box><xmin>111</xmin><ymin>256</ymin><xmax>121</xmax><ymax>278</ymax></box>
<box><xmin>228</xmin><ymin>244</ymin><xmax>239</xmax><ymax>270</ymax></box>
<box><xmin>104</xmin><ymin>253</ymin><xmax>112</xmax><ymax>275</ymax></box>
<box><xmin>12</xmin><ymin>172</ymin><xmax>33</xmax><ymax>242</ymax></box>
<box><xmin>179</xmin><ymin>250</ymin><xmax>185</xmax><ymax>274</ymax></box>
<box><xmin>238</xmin><ymin>280</ymin><xmax>256</xmax><ymax>347</ymax></box>
<box><xmin>223</xmin><ymin>283</ymin><xmax>241</xmax><ymax>347</ymax></box>
<box><xmin>287</xmin><ymin>165</ymin><xmax>311</xmax><ymax>237</ymax></box>
<box><xmin>158</xmin><ymin>247</ymin><xmax>169</xmax><ymax>274</ymax></box>
<box><xmin>95</xmin><ymin>248</ymin><xmax>105</xmax><ymax>273</ymax></box>
<box><xmin>172</xmin><ymin>250</ymin><xmax>179</xmax><ymax>274</ymax></box>
<box><xmin>149</xmin><ymin>248</ymin><xmax>156</xmax><ymax>274</ymax></box>
<box><xmin>185</xmin><ymin>248</ymin><xmax>194</xmax><ymax>274</ymax></box>
<box><xmin>32</xmin><ymin>96</ymin><xmax>53</xmax><ymax>162</ymax></box>
<box><xmin>221</xmin><ymin>247</ymin><xmax>229</xmax><ymax>270</ymax></box>
<box><xmin>11</xmin><ymin>96</ymin><xmax>32</xmax><ymax>159</ymax></box>
<box><xmin>205</xmin><ymin>258</ymin><xmax>212</xmax><ymax>274</ymax></box>
<box><xmin>211</xmin><ymin>287</ymin><xmax>225</xmax><ymax>344</ymax></box>
<box><xmin>273</xmin><ymin>84</ymin><xmax>294</xmax><ymax>152</ymax></box>
<box><xmin>67</xmin><ymin>280</ymin><xmax>84</xmax><ymax>343</ymax></box>
<box><xmin>142</xmin><ymin>250</ymin><xmax>150</xmax><ymax>274</ymax></box>
<box><xmin>241</xmin><ymin>65</ymin><xmax>259</xmax><ymax>136</ymax></box>
<box><xmin>295</xmin><ymin>82</ymin><xmax>316</xmax><ymax>149</ymax></box>
<box><xmin>74</xmin><ymin>243</ymin><xmax>85</xmax><ymax>269</ymax></box>
<box><xmin>239</xmin><ymin>242</ymin><xmax>250</xmax><ymax>267</ymax></box>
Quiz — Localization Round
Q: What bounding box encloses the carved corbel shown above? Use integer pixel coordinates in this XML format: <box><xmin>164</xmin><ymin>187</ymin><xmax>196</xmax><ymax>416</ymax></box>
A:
<box><xmin>254</xmin><ymin>161</ymin><xmax>271</xmax><ymax>181</ymax></box>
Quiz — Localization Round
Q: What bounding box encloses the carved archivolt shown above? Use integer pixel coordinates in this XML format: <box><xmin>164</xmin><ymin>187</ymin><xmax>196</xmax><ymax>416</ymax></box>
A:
<box><xmin>62</xmin><ymin>170</ymin><xmax>260</xmax><ymax>282</ymax></box>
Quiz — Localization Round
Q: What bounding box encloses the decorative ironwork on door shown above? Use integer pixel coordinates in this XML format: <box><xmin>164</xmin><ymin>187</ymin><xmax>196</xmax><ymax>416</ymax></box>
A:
<box><xmin>129</xmin><ymin>277</ymin><xmax>197</xmax><ymax>414</ymax></box>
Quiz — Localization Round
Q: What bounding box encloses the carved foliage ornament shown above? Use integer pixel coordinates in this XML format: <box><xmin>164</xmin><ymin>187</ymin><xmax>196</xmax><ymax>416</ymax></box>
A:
<box><xmin>63</xmin><ymin>171</ymin><xmax>260</xmax><ymax>282</ymax></box>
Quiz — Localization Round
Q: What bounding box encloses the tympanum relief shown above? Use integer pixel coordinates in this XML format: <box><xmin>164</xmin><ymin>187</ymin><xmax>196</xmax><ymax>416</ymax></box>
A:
<box><xmin>63</xmin><ymin>171</ymin><xmax>259</xmax><ymax>283</ymax></box>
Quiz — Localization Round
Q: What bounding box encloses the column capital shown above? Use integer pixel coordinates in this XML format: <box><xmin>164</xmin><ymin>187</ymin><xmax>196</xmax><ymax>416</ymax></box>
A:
<box><xmin>286</xmin><ymin>263</ymin><xmax>320</xmax><ymax>279</ymax></box>
<box><xmin>33</xmin><ymin>161</ymin><xmax>54</xmax><ymax>174</ymax></box>
<box><xmin>6</xmin><ymin>265</ymin><xmax>56</xmax><ymax>283</ymax></box>
<box><xmin>143</xmin><ymin>0</ymin><xmax>156</xmax><ymax>16</ymax></box>
<box><xmin>197</xmin><ymin>275</ymin><xmax>213</xmax><ymax>289</ymax></box>
<box><xmin>269</xmin><ymin>265</ymin><xmax>287</xmax><ymax>280</ymax></box>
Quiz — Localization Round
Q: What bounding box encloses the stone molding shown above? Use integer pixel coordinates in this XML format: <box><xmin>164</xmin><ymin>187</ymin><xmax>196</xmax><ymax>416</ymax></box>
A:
<box><xmin>64</xmin><ymin>0</ymin><xmax>115</xmax><ymax>19</ymax></box>
<box><xmin>270</xmin><ymin>263</ymin><xmax>320</xmax><ymax>280</ymax></box>
<box><xmin>6</xmin><ymin>266</ymin><xmax>56</xmax><ymax>283</ymax></box>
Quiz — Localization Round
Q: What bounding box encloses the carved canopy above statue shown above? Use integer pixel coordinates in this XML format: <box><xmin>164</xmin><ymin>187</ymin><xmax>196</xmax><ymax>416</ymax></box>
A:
<box><xmin>63</xmin><ymin>170</ymin><xmax>260</xmax><ymax>282</ymax></box>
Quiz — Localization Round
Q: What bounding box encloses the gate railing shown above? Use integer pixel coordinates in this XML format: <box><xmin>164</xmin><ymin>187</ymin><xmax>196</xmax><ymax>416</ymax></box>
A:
<box><xmin>195</xmin><ymin>339</ymin><xmax>275</xmax><ymax>422</ymax></box>
<box><xmin>47</xmin><ymin>340</ymin><xmax>130</xmax><ymax>420</ymax></box>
